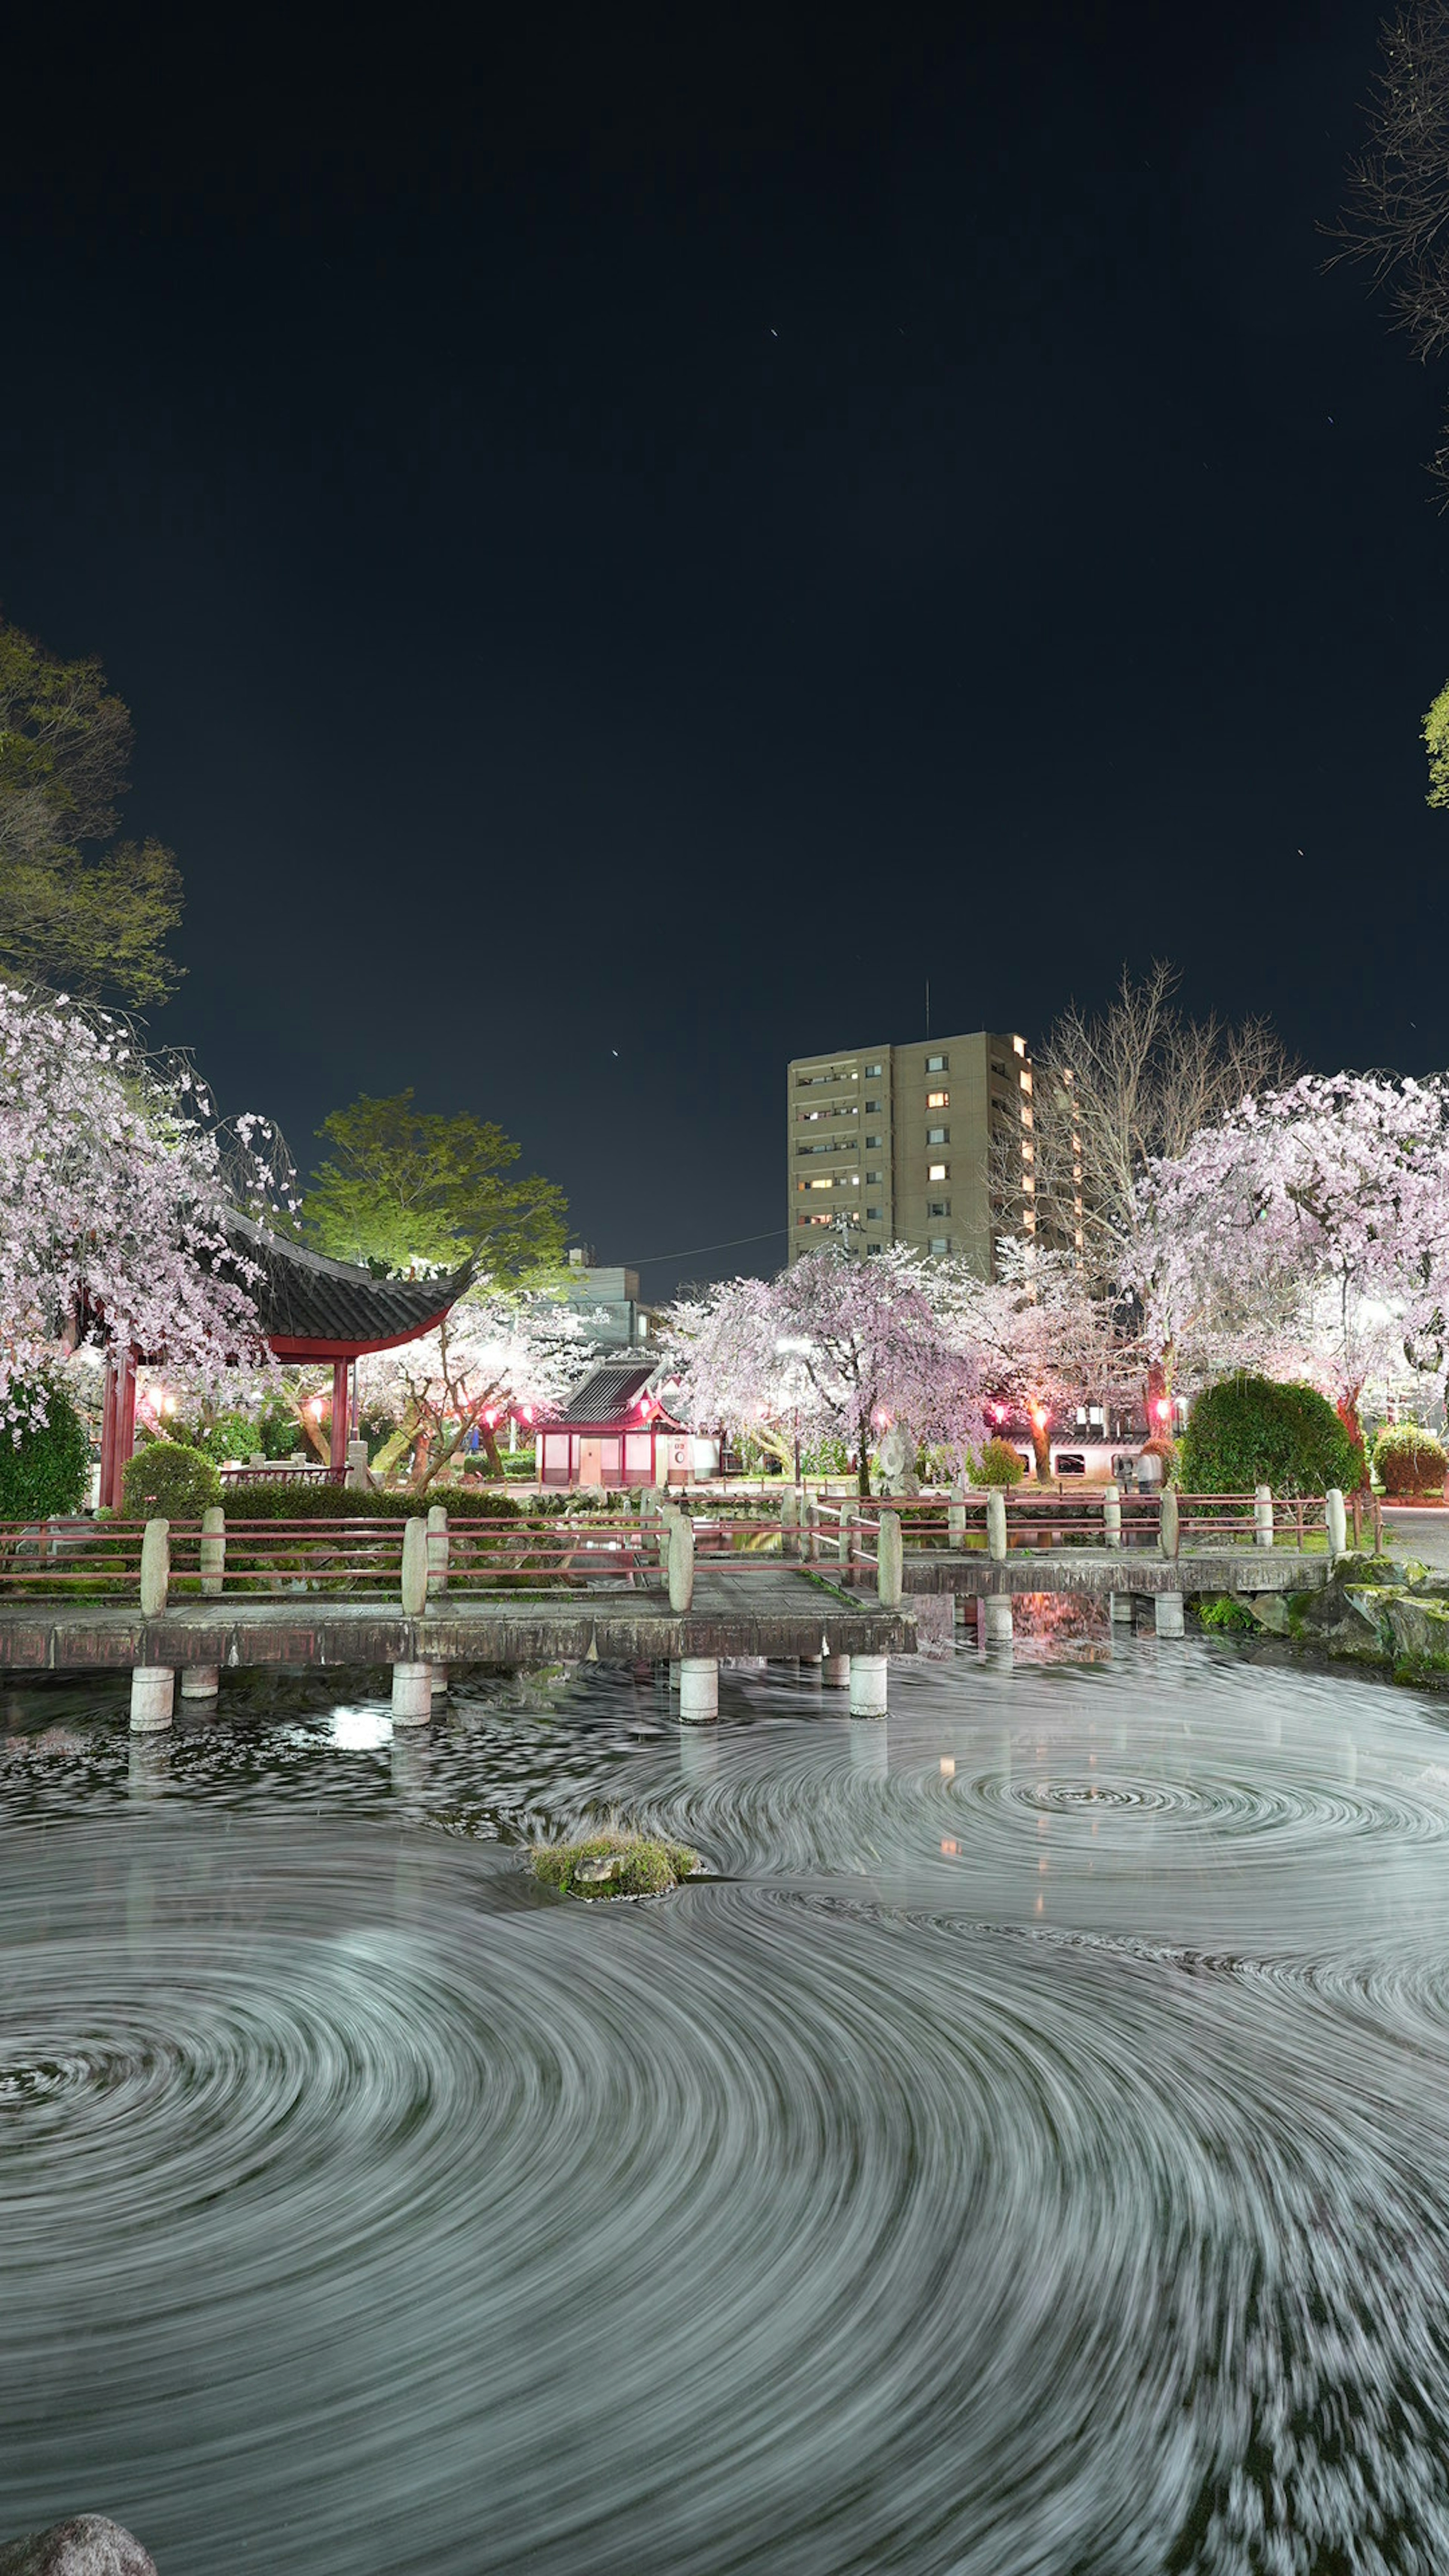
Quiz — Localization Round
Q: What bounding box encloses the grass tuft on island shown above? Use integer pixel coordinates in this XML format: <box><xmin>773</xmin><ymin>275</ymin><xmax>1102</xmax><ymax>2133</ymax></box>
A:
<box><xmin>530</xmin><ymin>1825</ymin><xmax>701</xmax><ymax>1900</ymax></box>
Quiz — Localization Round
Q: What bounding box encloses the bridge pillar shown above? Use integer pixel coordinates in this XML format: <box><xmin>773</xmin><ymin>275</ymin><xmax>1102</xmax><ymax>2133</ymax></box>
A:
<box><xmin>180</xmin><ymin>1665</ymin><xmax>220</xmax><ymax>1699</ymax></box>
<box><xmin>679</xmin><ymin>1656</ymin><xmax>718</xmax><ymax>1721</ymax></box>
<box><xmin>848</xmin><ymin>1654</ymin><xmax>888</xmax><ymax>1715</ymax></box>
<box><xmin>1154</xmin><ymin>1591</ymin><xmax>1185</xmax><ymax>1639</ymax></box>
<box><xmin>391</xmin><ymin>1661</ymin><xmax>432</xmax><ymax>1724</ymax></box>
<box><xmin>429</xmin><ymin>1666</ymin><xmax>449</xmax><ymax>1695</ymax></box>
<box><xmin>1109</xmin><ymin>1592</ymin><xmax>1133</xmax><ymax>1624</ymax></box>
<box><xmin>130</xmin><ymin>1665</ymin><xmax>174</xmax><ymax>1731</ymax></box>
<box><xmin>984</xmin><ymin>1596</ymin><xmax>1014</xmax><ymax>1643</ymax></box>
<box><xmin>823</xmin><ymin>1652</ymin><xmax>851</xmax><ymax>1686</ymax></box>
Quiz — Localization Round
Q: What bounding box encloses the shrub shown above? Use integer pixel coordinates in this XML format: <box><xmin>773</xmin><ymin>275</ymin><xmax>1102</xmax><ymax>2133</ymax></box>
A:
<box><xmin>1197</xmin><ymin>1595</ymin><xmax>1259</xmax><ymax>1635</ymax></box>
<box><xmin>215</xmin><ymin>1479</ymin><xmax>526</xmax><ymax>1521</ymax></box>
<box><xmin>974</xmin><ymin>1438</ymin><xmax>1026</xmax><ymax>1488</ymax></box>
<box><xmin>121</xmin><ymin>1439</ymin><xmax>222</xmax><ymax>1520</ymax></box>
<box><xmin>1179</xmin><ymin>1375</ymin><xmax>1360</xmax><ymax>1497</ymax></box>
<box><xmin>178</xmin><ymin>1412</ymin><xmax>259</xmax><ymax>1466</ymax></box>
<box><xmin>1373</xmin><ymin>1423</ymin><xmax>1449</xmax><ymax>1496</ymax></box>
<box><xmin>530</xmin><ymin>1827</ymin><xmax>700</xmax><ymax>1899</ymax></box>
<box><xmin>0</xmin><ymin>1379</ymin><xmax>91</xmax><ymax>1519</ymax></box>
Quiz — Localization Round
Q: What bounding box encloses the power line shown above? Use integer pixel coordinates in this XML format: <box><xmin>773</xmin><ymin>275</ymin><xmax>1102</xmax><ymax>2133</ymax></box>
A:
<box><xmin>632</xmin><ymin>1226</ymin><xmax>787</xmax><ymax>1270</ymax></box>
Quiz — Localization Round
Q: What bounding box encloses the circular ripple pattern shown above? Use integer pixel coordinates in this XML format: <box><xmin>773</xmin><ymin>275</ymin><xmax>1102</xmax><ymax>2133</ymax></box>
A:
<box><xmin>6</xmin><ymin>1653</ymin><xmax>1449</xmax><ymax>2570</ymax></box>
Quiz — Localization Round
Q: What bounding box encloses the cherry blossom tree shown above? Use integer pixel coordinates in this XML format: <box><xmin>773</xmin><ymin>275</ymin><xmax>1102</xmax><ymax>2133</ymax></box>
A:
<box><xmin>948</xmin><ymin>1239</ymin><xmax>1132</xmax><ymax>1483</ymax></box>
<box><xmin>0</xmin><ymin>983</ymin><xmax>288</xmax><ymax>1435</ymax></box>
<box><xmin>1131</xmin><ymin>1072</ymin><xmax>1449</xmax><ymax>1441</ymax></box>
<box><xmin>361</xmin><ymin>1287</ymin><xmax>597</xmax><ymax>1491</ymax></box>
<box><xmin>664</xmin><ymin>1247</ymin><xmax>984</xmax><ymax>1496</ymax></box>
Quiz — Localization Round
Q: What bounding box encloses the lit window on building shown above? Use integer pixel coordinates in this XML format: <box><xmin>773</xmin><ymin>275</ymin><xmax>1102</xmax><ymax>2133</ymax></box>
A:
<box><xmin>864</xmin><ymin>1062</ymin><xmax>883</xmax><ymax>1077</ymax></box>
<box><xmin>928</xmin><ymin>1162</ymin><xmax>948</xmax><ymax>1181</ymax></box>
<box><xmin>927</xmin><ymin>1089</ymin><xmax>948</xmax><ymax>1109</ymax></box>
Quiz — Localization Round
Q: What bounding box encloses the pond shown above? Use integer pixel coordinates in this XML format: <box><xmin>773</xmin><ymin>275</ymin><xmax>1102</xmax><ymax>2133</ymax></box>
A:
<box><xmin>4</xmin><ymin>1630</ymin><xmax>1449</xmax><ymax>2573</ymax></box>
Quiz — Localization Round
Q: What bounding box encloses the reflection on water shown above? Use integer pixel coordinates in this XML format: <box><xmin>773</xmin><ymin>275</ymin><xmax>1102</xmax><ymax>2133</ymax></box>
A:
<box><xmin>5</xmin><ymin>1636</ymin><xmax>1449</xmax><ymax>2570</ymax></box>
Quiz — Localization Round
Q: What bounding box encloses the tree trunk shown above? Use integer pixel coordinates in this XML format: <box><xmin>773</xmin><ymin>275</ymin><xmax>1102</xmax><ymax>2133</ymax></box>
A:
<box><xmin>1029</xmin><ymin>1417</ymin><xmax>1052</xmax><ymax>1485</ymax></box>
<box><xmin>857</xmin><ymin>1417</ymin><xmax>872</xmax><ymax>1499</ymax></box>
<box><xmin>478</xmin><ymin>1420</ymin><xmax>503</xmax><ymax>1477</ymax></box>
<box><xmin>371</xmin><ymin>1406</ymin><xmax>422</xmax><ymax>1483</ymax></box>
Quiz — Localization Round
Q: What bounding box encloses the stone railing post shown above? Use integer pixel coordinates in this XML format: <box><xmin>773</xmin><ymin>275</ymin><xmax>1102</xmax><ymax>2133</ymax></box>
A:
<box><xmin>200</xmin><ymin>1505</ymin><xmax>226</xmax><ymax>1598</ymax></box>
<box><xmin>878</xmin><ymin>1509</ymin><xmax>903</xmax><ymax>1609</ymax></box>
<box><xmin>781</xmin><ymin>1484</ymin><xmax>799</xmax><ymax>1559</ymax></box>
<box><xmin>401</xmin><ymin>1516</ymin><xmax>429</xmax><ymax>1616</ymax></box>
<box><xmin>1103</xmin><ymin>1481</ymin><xmax>1121</xmax><ymax>1552</ymax></box>
<box><xmin>426</xmin><ymin>1504</ymin><xmax>449</xmax><ymax>1595</ymax></box>
<box><xmin>948</xmin><ymin>1481</ymin><xmax>966</xmax><ymax>1548</ymax></box>
<box><xmin>837</xmin><ymin>1499</ymin><xmax>857</xmax><ymax>1578</ymax></box>
<box><xmin>1159</xmin><ymin>1483</ymin><xmax>1180</xmax><ymax>1562</ymax></box>
<box><xmin>1254</xmin><ymin>1484</ymin><xmax>1274</xmax><ymax>1550</ymax></box>
<box><xmin>345</xmin><ymin>1438</ymin><xmax>371</xmax><ymax>1493</ymax></box>
<box><xmin>986</xmin><ymin>1490</ymin><xmax>1008</xmax><ymax>1563</ymax></box>
<box><xmin>140</xmin><ymin>1517</ymin><xmax>170</xmax><ymax>1618</ymax></box>
<box><xmin>668</xmin><ymin>1512</ymin><xmax>695</xmax><ymax>1613</ymax></box>
<box><xmin>1325</xmin><ymin>1487</ymin><xmax>1347</xmax><ymax>1557</ymax></box>
<box><xmin>804</xmin><ymin>1497</ymin><xmax>818</xmax><ymax>1563</ymax></box>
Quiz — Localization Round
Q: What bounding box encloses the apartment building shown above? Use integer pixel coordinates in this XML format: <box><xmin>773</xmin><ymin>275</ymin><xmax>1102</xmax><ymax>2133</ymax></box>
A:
<box><xmin>786</xmin><ymin>1030</ymin><xmax>1035</xmax><ymax>1277</ymax></box>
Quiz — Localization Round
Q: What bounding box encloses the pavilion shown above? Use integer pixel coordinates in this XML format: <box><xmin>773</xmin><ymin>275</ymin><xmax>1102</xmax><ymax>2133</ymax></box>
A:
<box><xmin>97</xmin><ymin>1218</ymin><xmax>473</xmax><ymax>1506</ymax></box>
<box><xmin>534</xmin><ymin>1361</ymin><xmax>719</xmax><ymax>1489</ymax></box>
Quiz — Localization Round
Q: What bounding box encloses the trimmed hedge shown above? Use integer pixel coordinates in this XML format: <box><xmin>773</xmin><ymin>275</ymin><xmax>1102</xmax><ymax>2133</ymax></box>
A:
<box><xmin>0</xmin><ymin>1380</ymin><xmax>90</xmax><ymax>1519</ymax></box>
<box><xmin>1373</xmin><ymin>1423</ymin><xmax>1449</xmax><ymax>1496</ymax></box>
<box><xmin>208</xmin><ymin>1479</ymin><xmax>527</xmax><ymax>1521</ymax></box>
<box><xmin>1180</xmin><ymin>1375</ymin><xmax>1361</xmax><ymax>1497</ymax></box>
<box><xmin>122</xmin><ymin>1441</ymin><xmax>222</xmax><ymax>1519</ymax></box>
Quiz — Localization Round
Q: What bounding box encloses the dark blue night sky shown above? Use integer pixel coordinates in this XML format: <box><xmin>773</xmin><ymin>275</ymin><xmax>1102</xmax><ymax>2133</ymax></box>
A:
<box><xmin>0</xmin><ymin>2</ymin><xmax>1438</xmax><ymax>1293</ymax></box>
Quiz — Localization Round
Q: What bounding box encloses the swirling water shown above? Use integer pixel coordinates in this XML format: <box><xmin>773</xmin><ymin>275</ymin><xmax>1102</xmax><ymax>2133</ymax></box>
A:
<box><xmin>5</xmin><ymin>1635</ymin><xmax>1449</xmax><ymax>2571</ymax></box>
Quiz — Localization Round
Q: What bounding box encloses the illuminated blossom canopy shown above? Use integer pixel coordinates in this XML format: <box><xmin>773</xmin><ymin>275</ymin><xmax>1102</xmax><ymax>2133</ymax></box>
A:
<box><xmin>1131</xmin><ymin>1072</ymin><xmax>1449</xmax><ymax>1422</ymax></box>
<box><xmin>362</xmin><ymin>1286</ymin><xmax>598</xmax><ymax>1489</ymax></box>
<box><xmin>0</xmin><ymin>983</ymin><xmax>288</xmax><ymax>1431</ymax></box>
<box><xmin>664</xmin><ymin>1245</ymin><xmax>984</xmax><ymax>1493</ymax></box>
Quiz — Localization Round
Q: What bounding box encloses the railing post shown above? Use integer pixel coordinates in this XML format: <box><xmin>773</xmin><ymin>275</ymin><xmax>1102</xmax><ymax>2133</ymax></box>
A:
<box><xmin>401</xmin><ymin>1516</ymin><xmax>429</xmax><ymax>1616</ymax></box>
<box><xmin>986</xmin><ymin>1491</ymin><xmax>1008</xmax><ymax>1563</ymax></box>
<box><xmin>1103</xmin><ymin>1480</ymin><xmax>1121</xmax><ymax>1552</ymax></box>
<box><xmin>1325</xmin><ymin>1487</ymin><xmax>1347</xmax><ymax>1557</ymax></box>
<box><xmin>877</xmin><ymin>1509</ymin><xmax>903</xmax><ymax>1609</ymax></box>
<box><xmin>668</xmin><ymin>1512</ymin><xmax>695</xmax><ymax>1613</ymax></box>
<box><xmin>1159</xmin><ymin>1483</ymin><xmax>1180</xmax><ymax>1563</ymax></box>
<box><xmin>1351</xmin><ymin>1490</ymin><xmax>1363</xmax><ymax>1549</ymax></box>
<box><xmin>1373</xmin><ymin>1496</ymin><xmax>1383</xmax><ymax>1552</ymax></box>
<box><xmin>837</xmin><ymin>1499</ymin><xmax>857</xmax><ymax>1579</ymax></box>
<box><xmin>948</xmin><ymin>1482</ymin><xmax>966</xmax><ymax>1549</ymax></box>
<box><xmin>140</xmin><ymin>1517</ymin><xmax>170</xmax><ymax>1618</ymax></box>
<box><xmin>1254</xmin><ymin>1484</ymin><xmax>1274</xmax><ymax>1550</ymax></box>
<box><xmin>781</xmin><ymin>1484</ymin><xmax>799</xmax><ymax>1559</ymax></box>
<box><xmin>200</xmin><ymin>1505</ymin><xmax>226</xmax><ymax>1598</ymax></box>
<box><xmin>426</xmin><ymin>1504</ymin><xmax>449</xmax><ymax>1595</ymax></box>
<box><xmin>804</xmin><ymin>1496</ymin><xmax>818</xmax><ymax>1563</ymax></box>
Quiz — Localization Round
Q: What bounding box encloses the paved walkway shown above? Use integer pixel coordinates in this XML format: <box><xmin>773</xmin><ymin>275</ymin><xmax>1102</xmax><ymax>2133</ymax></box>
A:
<box><xmin>1381</xmin><ymin>1508</ymin><xmax>1449</xmax><ymax>1575</ymax></box>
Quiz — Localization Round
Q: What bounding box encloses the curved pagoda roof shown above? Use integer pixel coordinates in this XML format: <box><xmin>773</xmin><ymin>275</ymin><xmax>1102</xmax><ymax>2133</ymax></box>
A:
<box><xmin>228</xmin><ymin>1215</ymin><xmax>473</xmax><ymax>1361</ymax></box>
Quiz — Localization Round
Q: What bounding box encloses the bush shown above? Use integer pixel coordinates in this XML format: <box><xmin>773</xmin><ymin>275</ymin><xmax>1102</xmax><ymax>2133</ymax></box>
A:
<box><xmin>121</xmin><ymin>1439</ymin><xmax>222</xmax><ymax>1519</ymax></box>
<box><xmin>178</xmin><ymin>1412</ymin><xmax>258</xmax><ymax>1466</ymax></box>
<box><xmin>215</xmin><ymin>1479</ymin><xmax>526</xmax><ymax>1521</ymax></box>
<box><xmin>0</xmin><ymin>1379</ymin><xmax>91</xmax><ymax>1519</ymax></box>
<box><xmin>1373</xmin><ymin>1423</ymin><xmax>1449</xmax><ymax>1496</ymax></box>
<box><xmin>974</xmin><ymin>1438</ymin><xmax>1026</xmax><ymax>1488</ymax></box>
<box><xmin>1197</xmin><ymin>1594</ymin><xmax>1260</xmax><ymax>1634</ymax></box>
<box><xmin>1179</xmin><ymin>1375</ymin><xmax>1360</xmax><ymax>1497</ymax></box>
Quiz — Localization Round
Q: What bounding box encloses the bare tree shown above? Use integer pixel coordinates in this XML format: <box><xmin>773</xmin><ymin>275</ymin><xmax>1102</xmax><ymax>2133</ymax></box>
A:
<box><xmin>1018</xmin><ymin>962</ymin><xmax>1294</xmax><ymax>1296</ymax></box>
<box><xmin>1331</xmin><ymin>1</ymin><xmax>1449</xmax><ymax>489</ymax></box>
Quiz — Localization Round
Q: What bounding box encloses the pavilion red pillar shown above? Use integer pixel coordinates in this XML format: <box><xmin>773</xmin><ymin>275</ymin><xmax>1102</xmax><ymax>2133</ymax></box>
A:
<box><xmin>329</xmin><ymin>1357</ymin><xmax>349</xmax><ymax>1476</ymax></box>
<box><xmin>100</xmin><ymin>1347</ymin><xmax>138</xmax><ymax>1509</ymax></box>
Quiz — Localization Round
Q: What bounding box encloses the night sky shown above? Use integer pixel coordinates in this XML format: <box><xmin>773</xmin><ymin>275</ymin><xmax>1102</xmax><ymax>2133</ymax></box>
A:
<box><xmin>0</xmin><ymin>3</ymin><xmax>1438</xmax><ymax>1297</ymax></box>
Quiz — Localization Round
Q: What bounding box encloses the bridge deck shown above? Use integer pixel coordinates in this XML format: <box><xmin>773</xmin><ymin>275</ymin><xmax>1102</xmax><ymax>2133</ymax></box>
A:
<box><xmin>0</xmin><ymin>1566</ymin><xmax>912</xmax><ymax>1677</ymax></box>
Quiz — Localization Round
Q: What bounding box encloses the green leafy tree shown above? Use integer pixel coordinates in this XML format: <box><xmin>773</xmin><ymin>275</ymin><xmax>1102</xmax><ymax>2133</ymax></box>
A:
<box><xmin>1425</xmin><ymin>680</ymin><xmax>1449</xmax><ymax>807</ymax></box>
<box><xmin>302</xmin><ymin>1090</ymin><xmax>567</xmax><ymax>1283</ymax></box>
<box><xmin>0</xmin><ymin>617</ymin><xmax>183</xmax><ymax>1006</ymax></box>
